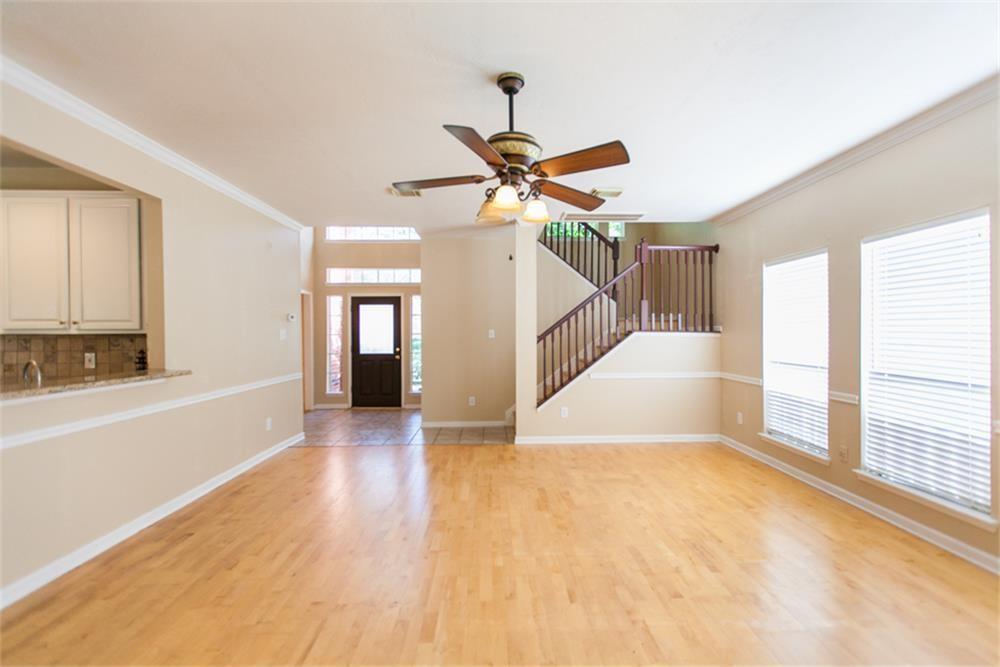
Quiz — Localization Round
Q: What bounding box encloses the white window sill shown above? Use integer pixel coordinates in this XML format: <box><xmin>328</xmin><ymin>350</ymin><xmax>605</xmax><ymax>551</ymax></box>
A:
<box><xmin>757</xmin><ymin>432</ymin><xmax>831</xmax><ymax>465</ymax></box>
<box><xmin>853</xmin><ymin>468</ymin><xmax>998</xmax><ymax>532</ymax></box>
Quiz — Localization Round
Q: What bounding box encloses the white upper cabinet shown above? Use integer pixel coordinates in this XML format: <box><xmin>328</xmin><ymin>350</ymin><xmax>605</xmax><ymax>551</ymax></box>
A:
<box><xmin>69</xmin><ymin>197</ymin><xmax>141</xmax><ymax>330</ymax></box>
<box><xmin>0</xmin><ymin>196</ymin><xmax>70</xmax><ymax>330</ymax></box>
<box><xmin>0</xmin><ymin>192</ymin><xmax>142</xmax><ymax>332</ymax></box>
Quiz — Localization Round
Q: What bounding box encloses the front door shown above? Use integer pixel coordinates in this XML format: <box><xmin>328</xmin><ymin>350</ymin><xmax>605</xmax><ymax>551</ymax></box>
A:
<box><xmin>351</xmin><ymin>296</ymin><xmax>402</xmax><ymax>407</ymax></box>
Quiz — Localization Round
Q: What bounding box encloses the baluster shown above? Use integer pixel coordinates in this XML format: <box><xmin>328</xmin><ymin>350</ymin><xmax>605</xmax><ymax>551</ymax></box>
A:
<box><xmin>659</xmin><ymin>250</ymin><xmax>666</xmax><ymax>330</ymax></box>
<box><xmin>700</xmin><ymin>250</ymin><xmax>706</xmax><ymax>331</ymax></box>
<box><xmin>709</xmin><ymin>249</ymin><xmax>715</xmax><ymax>332</ymax></box>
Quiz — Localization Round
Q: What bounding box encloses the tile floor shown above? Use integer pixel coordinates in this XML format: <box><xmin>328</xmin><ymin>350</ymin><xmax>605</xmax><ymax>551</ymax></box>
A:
<box><xmin>300</xmin><ymin>408</ymin><xmax>514</xmax><ymax>446</ymax></box>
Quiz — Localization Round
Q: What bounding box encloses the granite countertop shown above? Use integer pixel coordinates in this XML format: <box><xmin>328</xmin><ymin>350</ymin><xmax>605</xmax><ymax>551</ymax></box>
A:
<box><xmin>0</xmin><ymin>369</ymin><xmax>192</xmax><ymax>401</ymax></box>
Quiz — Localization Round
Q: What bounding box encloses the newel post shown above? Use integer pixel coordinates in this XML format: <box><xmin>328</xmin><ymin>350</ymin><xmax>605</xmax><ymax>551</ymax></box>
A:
<box><xmin>637</xmin><ymin>239</ymin><xmax>650</xmax><ymax>330</ymax></box>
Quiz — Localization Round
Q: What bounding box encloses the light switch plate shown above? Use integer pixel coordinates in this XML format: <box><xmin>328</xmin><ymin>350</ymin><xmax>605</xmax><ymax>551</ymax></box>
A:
<box><xmin>265</xmin><ymin>417</ymin><xmax>273</xmax><ymax>431</ymax></box>
<box><xmin>736</xmin><ymin>411</ymin><xmax>744</xmax><ymax>425</ymax></box>
<box><xmin>279</xmin><ymin>328</ymin><xmax>287</xmax><ymax>341</ymax></box>
<box><xmin>560</xmin><ymin>406</ymin><xmax>569</xmax><ymax>418</ymax></box>
<box><xmin>84</xmin><ymin>352</ymin><xmax>96</xmax><ymax>369</ymax></box>
<box><xmin>488</xmin><ymin>329</ymin><xmax>496</xmax><ymax>339</ymax></box>
<box><xmin>468</xmin><ymin>396</ymin><xmax>476</xmax><ymax>407</ymax></box>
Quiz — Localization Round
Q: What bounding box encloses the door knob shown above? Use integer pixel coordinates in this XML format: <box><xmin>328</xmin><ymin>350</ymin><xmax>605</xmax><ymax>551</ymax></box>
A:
<box><xmin>394</xmin><ymin>355</ymin><xmax>400</xmax><ymax>360</ymax></box>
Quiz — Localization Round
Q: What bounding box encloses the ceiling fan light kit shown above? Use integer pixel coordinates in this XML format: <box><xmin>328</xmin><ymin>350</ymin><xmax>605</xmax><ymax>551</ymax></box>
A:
<box><xmin>391</xmin><ymin>72</ymin><xmax>630</xmax><ymax>225</ymax></box>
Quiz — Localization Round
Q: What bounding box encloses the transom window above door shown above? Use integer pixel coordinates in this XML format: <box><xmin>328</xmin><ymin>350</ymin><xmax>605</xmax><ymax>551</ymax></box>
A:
<box><xmin>325</xmin><ymin>226</ymin><xmax>420</xmax><ymax>242</ymax></box>
<box><xmin>326</xmin><ymin>268</ymin><xmax>421</xmax><ymax>284</ymax></box>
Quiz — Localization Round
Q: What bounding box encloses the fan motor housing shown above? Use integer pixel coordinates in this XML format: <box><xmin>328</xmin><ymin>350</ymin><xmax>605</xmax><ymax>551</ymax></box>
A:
<box><xmin>488</xmin><ymin>131</ymin><xmax>542</xmax><ymax>173</ymax></box>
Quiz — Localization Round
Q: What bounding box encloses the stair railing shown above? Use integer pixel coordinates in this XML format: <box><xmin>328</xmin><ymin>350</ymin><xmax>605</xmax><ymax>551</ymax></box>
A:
<box><xmin>536</xmin><ymin>239</ymin><xmax>720</xmax><ymax>404</ymax></box>
<box><xmin>540</xmin><ymin>221</ymin><xmax>620</xmax><ymax>286</ymax></box>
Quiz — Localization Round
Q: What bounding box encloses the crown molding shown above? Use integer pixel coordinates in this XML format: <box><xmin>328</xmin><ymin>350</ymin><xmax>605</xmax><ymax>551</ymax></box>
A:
<box><xmin>712</xmin><ymin>75</ymin><xmax>999</xmax><ymax>226</ymax></box>
<box><xmin>0</xmin><ymin>57</ymin><xmax>304</xmax><ymax>232</ymax></box>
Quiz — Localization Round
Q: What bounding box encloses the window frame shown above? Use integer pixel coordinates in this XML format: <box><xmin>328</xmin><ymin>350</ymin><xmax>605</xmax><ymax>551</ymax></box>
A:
<box><xmin>325</xmin><ymin>226</ymin><xmax>421</xmax><ymax>243</ymax></box>
<box><xmin>325</xmin><ymin>267</ymin><xmax>421</xmax><ymax>285</ymax></box>
<box><xmin>857</xmin><ymin>208</ymin><xmax>994</xmax><ymax>521</ymax></box>
<box><xmin>325</xmin><ymin>295</ymin><xmax>344</xmax><ymax>395</ymax></box>
<box><xmin>410</xmin><ymin>294</ymin><xmax>422</xmax><ymax>394</ymax></box>
<box><xmin>760</xmin><ymin>247</ymin><xmax>831</xmax><ymax>461</ymax></box>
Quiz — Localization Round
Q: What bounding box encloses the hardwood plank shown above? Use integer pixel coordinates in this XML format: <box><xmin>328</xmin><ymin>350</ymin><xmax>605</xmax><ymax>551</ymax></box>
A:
<box><xmin>1</xmin><ymin>434</ymin><xmax>996</xmax><ymax>665</ymax></box>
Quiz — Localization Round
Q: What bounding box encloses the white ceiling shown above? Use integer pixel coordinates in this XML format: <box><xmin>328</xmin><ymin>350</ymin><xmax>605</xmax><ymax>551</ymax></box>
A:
<box><xmin>1</xmin><ymin>2</ymin><xmax>996</xmax><ymax>232</ymax></box>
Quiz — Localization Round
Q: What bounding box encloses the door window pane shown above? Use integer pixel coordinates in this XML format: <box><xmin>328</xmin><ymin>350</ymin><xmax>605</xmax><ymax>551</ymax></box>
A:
<box><xmin>359</xmin><ymin>304</ymin><xmax>394</xmax><ymax>354</ymax></box>
<box><xmin>326</xmin><ymin>296</ymin><xmax>344</xmax><ymax>393</ymax></box>
<box><xmin>411</xmin><ymin>295</ymin><xmax>422</xmax><ymax>393</ymax></box>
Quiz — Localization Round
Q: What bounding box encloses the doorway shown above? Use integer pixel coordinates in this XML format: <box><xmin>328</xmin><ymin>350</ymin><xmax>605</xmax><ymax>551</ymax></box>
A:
<box><xmin>351</xmin><ymin>296</ymin><xmax>402</xmax><ymax>407</ymax></box>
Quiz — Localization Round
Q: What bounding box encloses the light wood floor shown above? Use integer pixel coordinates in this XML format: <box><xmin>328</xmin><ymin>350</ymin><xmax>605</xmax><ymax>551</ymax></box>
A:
<box><xmin>1</xmin><ymin>424</ymin><xmax>996</xmax><ymax>665</ymax></box>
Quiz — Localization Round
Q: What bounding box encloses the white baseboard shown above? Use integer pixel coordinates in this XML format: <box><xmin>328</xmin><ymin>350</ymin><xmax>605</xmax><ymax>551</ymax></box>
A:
<box><xmin>311</xmin><ymin>403</ymin><xmax>349</xmax><ymax>410</ymax></box>
<box><xmin>422</xmin><ymin>420</ymin><xmax>507</xmax><ymax>428</ymax></box>
<box><xmin>718</xmin><ymin>435</ymin><xmax>999</xmax><ymax>574</ymax></box>
<box><xmin>515</xmin><ymin>433</ymin><xmax>720</xmax><ymax>445</ymax></box>
<box><xmin>0</xmin><ymin>431</ymin><xmax>304</xmax><ymax>610</ymax></box>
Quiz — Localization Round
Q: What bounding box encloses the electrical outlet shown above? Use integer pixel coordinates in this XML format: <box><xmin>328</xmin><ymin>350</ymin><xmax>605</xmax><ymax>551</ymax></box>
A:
<box><xmin>279</xmin><ymin>328</ymin><xmax>287</xmax><ymax>341</ymax></box>
<box><xmin>488</xmin><ymin>329</ymin><xmax>496</xmax><ymax>339</ymax></box>
<box><xmin>560</xmin><ymin>406</ymin><xmax>569</xmax><ymax>418</ymax></box>
<box><xmin>736</xmin><ymin>411</ymin><xmax>744</xmax><ymax>425</ymax></box>
<box><xmin>468</xmin><ymin>396</ymin><xmax>476</xmax><ymax>407</ymax></box>
<box><xmin>265</xmin><ymin>417</ymin><xmax>273</xmax><ymax>431</ymax></box>
<box><xmin>838</xmin><ymin>445</ymin><xmax>848</xmax><ymax>464</ymax></box>
<box><xmin>84</xmin><ymin>352</ymin><xmax>96</xmax><ymax>369</ymax></box>
<box><xmin>994</xmin><ymin>420</ymin><xmax>1000</xmax><ymax>434</ymax></box>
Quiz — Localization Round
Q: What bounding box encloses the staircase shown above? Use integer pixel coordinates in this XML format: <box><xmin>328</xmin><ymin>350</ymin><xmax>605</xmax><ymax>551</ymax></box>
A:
<box><xmin>538</xmin><ymin>224</ymin><xmax>719</xmax><ymax>405</ymax></box>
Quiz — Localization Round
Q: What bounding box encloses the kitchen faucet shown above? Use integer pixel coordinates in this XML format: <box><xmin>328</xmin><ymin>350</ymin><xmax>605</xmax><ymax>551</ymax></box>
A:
<box><xmin>22</xmin><ymin>359</ymin><xmax>42</xmax><ymax>387</ymax></box>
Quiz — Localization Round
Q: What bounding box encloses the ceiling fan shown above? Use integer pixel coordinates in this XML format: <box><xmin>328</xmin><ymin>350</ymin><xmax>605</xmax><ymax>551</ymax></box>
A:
<box><xmin>391</xmin><ymin>72</ymin><xmax>630</xmax><ymax>225</ymax></box>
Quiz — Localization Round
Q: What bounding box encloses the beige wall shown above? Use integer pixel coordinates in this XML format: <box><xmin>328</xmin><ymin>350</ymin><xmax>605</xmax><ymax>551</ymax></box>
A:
<box><xmin>523</xmin><ymin>332</ymin><xmax>721</xmax><ymax>438</ymax></box>
<box><xmin>299</xmin><ymin>226</ymin><xmax>314</xmax><ymax>293</ymax></box>
<box><xmin>715</xmin><ymin>99</ymin><xmax>999</xmax><ymax>556</ymax></box>
<box><xmin>0</xmin><ymin>84</ymin><xmax>304</xmax><ymax>589</ymax></box>
<box><xmin>422</xmin><ymin>230</ymin><xmax>515</xmax><ymax>423</ymax></box>
<box><xmin>311</xmin><ymin>237</ymin><xmax>421</xmax><ymax>407</ymax></box>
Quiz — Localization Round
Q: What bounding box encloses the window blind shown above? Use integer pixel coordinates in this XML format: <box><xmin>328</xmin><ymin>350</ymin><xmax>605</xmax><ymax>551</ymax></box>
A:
<box><xmin>763</xmin><ymin>252</ymin><xmax>829</xmax><ymax>454</ymax></box>
<box><xmin>861</xmin><ymin>213</ymin><xmax>991</xmax><ymax>512</ymax></box>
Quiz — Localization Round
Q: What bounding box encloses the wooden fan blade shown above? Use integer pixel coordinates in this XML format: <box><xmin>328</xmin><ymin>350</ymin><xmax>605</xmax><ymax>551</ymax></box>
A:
<box><xmin>536</xmin><ymin>180</ymin><xmax>605</xmax><ymax>211</ymax></box>
<box><xmin>443</xmin><ymin>125</ymin><xmax>508</xmax><ymax>169</ymax></box>
<box><xmin>534</xmin><ymin>140</ymin><xmax>629</xmax><ymax>177</ymax></box>
<box><xmin>393</xmin><ymin>175</ymin><xmax>487</xmax><ymax>192</ymax></box>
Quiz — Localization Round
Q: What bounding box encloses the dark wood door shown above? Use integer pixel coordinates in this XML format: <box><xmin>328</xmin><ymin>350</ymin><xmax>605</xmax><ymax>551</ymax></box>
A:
<box><xmin>351</xmin><ymin>296</ymin><xmax>402</xmax><ymax>407</ymax></box>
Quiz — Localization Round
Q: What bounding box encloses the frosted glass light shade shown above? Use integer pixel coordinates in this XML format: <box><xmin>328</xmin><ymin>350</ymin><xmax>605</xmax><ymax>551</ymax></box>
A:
<box><xmin>475</xmin><ymin>199</ymin><xmax>511</xmax><ymax>226</ymax></box>
<box><xmin>522</xmin><ymin>198</ymin><xmax>550</xmax><ymax>223</ymax></box>
<box><xmin>493</xmin><ymin>184</ymin><xmax>521</xmax><ymax>211</ymax></box>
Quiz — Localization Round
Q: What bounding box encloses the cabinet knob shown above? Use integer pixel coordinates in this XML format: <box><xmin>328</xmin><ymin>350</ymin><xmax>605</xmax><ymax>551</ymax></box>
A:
<box><xmin>71</xmin><ymin>321</ymin><xmax>79</xmax><ymax>325</ymax></box>
<box><xmin>59</xmin><ymin>320</ymin><xmax>66</xmax><ymax>325</ymax></box>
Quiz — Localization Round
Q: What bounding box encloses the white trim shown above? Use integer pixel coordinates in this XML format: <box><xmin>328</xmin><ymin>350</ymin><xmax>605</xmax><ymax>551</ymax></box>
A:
<box><xmin>589</xmin><ymin>371</ymin><xmax>721</xmax><ymax>380</ymax></box>
<box><xmin>1</xmin><ymin>378</ymin><xmax>167</xmax><ymax>407</ymax></box>
<box><xmin>853</xmin><ymin>468</ymin><xmax>998</xmax><ymax>532</ymax></box>
<box><xmin>504</xmin><ymin>404</ymin><xmax>516</xmax><ymax>426</ymax></box>
<box><xmin>403</xmin><ymin>403</ymin><xmax>422</xmax><ymax>410</ymax></box>
<box><xmin>712</xmin><ymin>75</ymin><xmax>999</xmax><ymax>225</ymax></box>
<box><xmin>720</xmin><ymin>372</ymin><xmax>762</xmax><ymax>386</ymax></box>
<box><xmin>757</xmin><ymin>432</ymin><xmax>831</xmax><ymax>465</ymax></box>
<box><xmin>0</xmin><ymin>57</ymin><xmax>304</xmax><ymax>232</ymax></box>
<box><xmin>515</xmin><ymin>433</ymin><xmax>721</xmax><ymax>445</ymax></box>
<box><xmin>719</xmin><ymin>435</ymin><xmax>999</xmax><ymax>574</ymax></box>
<box><xmin>829</xmin><ymin>391</ymin><xmax>859</xmax><ymax>405</ymax></box>
<box><xmin>0</xmin><ymin>373</ymin><xmax>302</xmax><ymax>450</ymax></box>
<box><xmin>422</xmin><ymin>420</ymin><xmax>507</xmax><ymax>428</ymax></box>
<box><xmin>0</xmin><ymin>431</ymin><xmax>304</xmax><ymax>609</ymax></box>
<box><xmin>311</xmin><ymin>403</ymin><xmax>349</xmax><ymax>410</ymax></box>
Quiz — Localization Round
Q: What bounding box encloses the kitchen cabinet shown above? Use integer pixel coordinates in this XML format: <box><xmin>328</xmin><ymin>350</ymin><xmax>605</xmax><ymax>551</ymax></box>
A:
<box><xmin>0</xmin><ymin>192</ymin><xmax>141</xmax><ymax>332</ymax></box>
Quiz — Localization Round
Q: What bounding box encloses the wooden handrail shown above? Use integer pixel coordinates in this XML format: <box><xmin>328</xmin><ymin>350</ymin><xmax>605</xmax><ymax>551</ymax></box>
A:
<box><xmin>578</xmin><ymin>221</ymin><xmax>616</xmax><ymax>249</ymax></box>
<box><xmin>647</xmin><ymin>243</ymin><xmax>720</xmax><ymax>252</ymax></box>
<box><xmin>538</xmin><ymin>261</ymin><xmax>639</xmax><ymax>340</ymax></box>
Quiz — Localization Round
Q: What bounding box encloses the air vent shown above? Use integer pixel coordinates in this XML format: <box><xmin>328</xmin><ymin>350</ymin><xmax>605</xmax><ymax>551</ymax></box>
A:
<box><xmin>590</xmin><ymin>187</ymin><xmax>623</xmax><ymax>198</ymax></box>
<box><xmin>387</xmin><ymin>186</ymin><xmax>422</xmax><ymax>197</ymax></box>
<box><xmin>559</xmin><ymin>213</ymin><xmax>644</xmax><ymax>223</ymax></box>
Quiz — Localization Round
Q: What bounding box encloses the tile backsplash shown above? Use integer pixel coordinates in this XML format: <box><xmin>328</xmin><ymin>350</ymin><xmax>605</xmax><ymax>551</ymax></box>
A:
<box><xmin>1</xmin><ymin>334</ymin><xmax>147</xmax><ymax>381</ymax></box>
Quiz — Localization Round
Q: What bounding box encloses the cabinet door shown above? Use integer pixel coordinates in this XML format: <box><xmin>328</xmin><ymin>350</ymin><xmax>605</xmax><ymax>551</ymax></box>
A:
<box><xmin>0</xmin><ymin>195</ymin><xmax>70</xmax><ymax>330</ymax></box>
<box><xmin>69</xmin><ymin>198</ymin><xmax>141</xmax><ymax>330</ymax></box>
